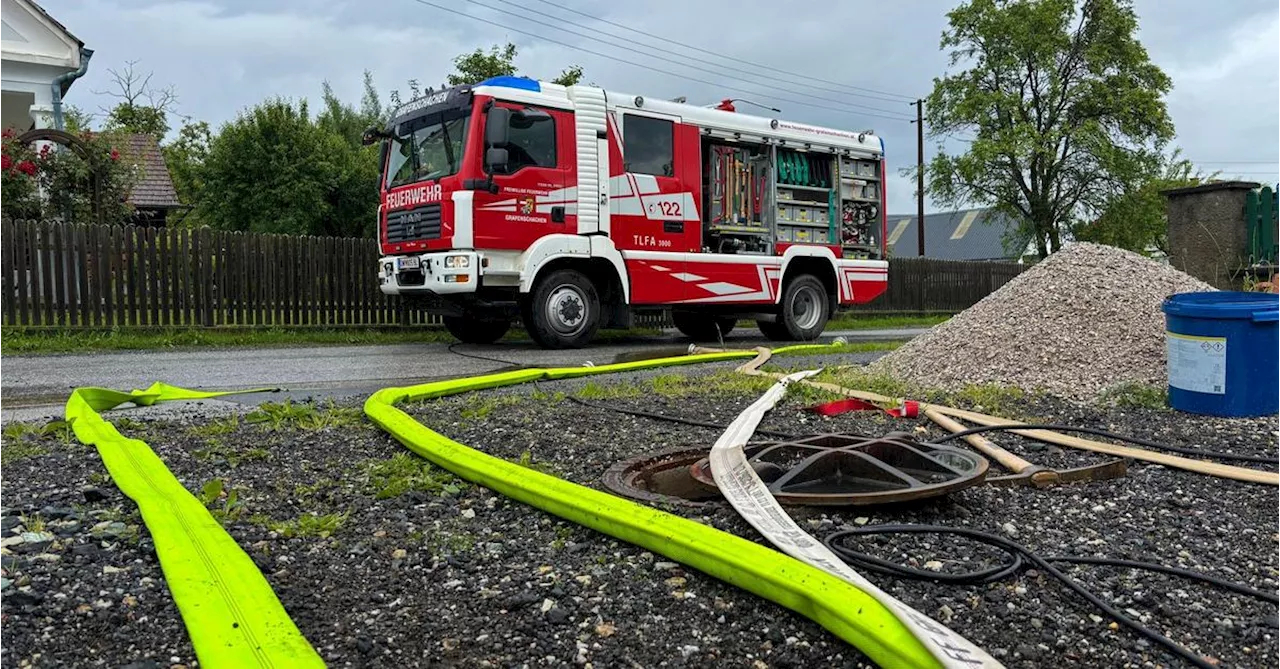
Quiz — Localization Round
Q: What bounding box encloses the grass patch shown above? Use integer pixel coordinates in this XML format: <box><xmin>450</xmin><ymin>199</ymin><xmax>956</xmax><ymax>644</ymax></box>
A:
<box><xmin>944</xmin><ymin>384</ymin><xmax>1027</xmax><ymax>416</ymax></box>
<box><xmin>770</xmin><ymin>340</ymin><xmax>903</xmax><ymax>357</ymax></box>
<box><xmin>574</xmin><ymin>370</ymin><xmax>776</xmax><ymax>402</ymax></box>
<box><xmin>189</xmin><ymin>414</ymin><xmax>242</xmax><ymax>437</ymax></box>
<box><xmin>192</xmin><ymin>437</ymin><xmax>271</xmax><ymax>467</ymax></box>
<box><xmin>253</xmin><ymin>511</ymin><xmax>349</xmax><ymax>539</ymax></box>
<box><xmin>364</xmin><ymin>452</ymin><xmax>465</xmax><ymax>499</ymax></box>
<box><xmin>824</xmin><ymin>313</ymin><xmax>952</xmax><ymax>331</ymax></box>
<box><xmin>2</xmin><ymin>420</ymin><xmax>73</xmax><ymax>463</ymax></box>
<box><xmin>2</xmin><ymin>325</ymin><xmax>665</xmax><ymax>355</ymax></box>
<box><xmin>1098</xmin><ymin>382</ymin><xmax>1168</xmax><ymax>411</ymax></box>
<box><xmin>245</xmin><ymin>399</ymin><xmax>365</xmax><ymax>431</ymax></box>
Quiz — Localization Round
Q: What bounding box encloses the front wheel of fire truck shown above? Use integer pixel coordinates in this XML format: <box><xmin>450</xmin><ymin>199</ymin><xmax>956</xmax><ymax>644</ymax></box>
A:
<box><xmin>442</xmin><ymin>315</ymin><xmax>512</xmax><ymax>345</ymax></box>
<box><xmin>523</xmin><ymin>269</ymin><xmax>601</xmax><ymax>349</ymax></box>
<box><xmin>758</xmin><ymin>274</ymin><xmax>830</xmax><ymax>341</ymax></box>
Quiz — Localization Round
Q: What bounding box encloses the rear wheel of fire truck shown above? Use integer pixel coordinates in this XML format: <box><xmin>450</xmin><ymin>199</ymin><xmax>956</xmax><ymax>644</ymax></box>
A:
<box><xmin>757</xmin><ymin>274</ymin><xmax>829</xmax><ymax>341</ymax></box>
<box><xmin>523</xmin><ymin>269</ymin><xmax>601</xmax><ymax>349</ymax></box>
<box><xmin>671</xmin><ymin>312</ymin><xmax>736</xmax><ymax>342</ymax></box>
<box><xmin>442</xmin><ymin>315</ymin><xmax>511</xmax><ymax>345</ymax></box>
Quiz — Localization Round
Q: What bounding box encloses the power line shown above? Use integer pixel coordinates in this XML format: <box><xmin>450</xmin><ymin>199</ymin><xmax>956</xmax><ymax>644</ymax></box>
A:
<box><xmin>408</xmin><ymin>0</ymin><xmax>914</xmax><ymax>123</ymax></box>
<box><xmin>528</xmin><ymin>0</ymin><xmax>917</xmax><ymax>104</ymax></box>
<box><xmin>457</xmin><ymin>0</ymin><xmax>915</xmax><ymax>120</ymax></box>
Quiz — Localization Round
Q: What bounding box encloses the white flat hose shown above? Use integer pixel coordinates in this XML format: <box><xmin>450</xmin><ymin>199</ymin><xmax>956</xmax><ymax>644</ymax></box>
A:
<box><xmin>708</xmin><ymin>369</ymin><xmax>1002</xmax><ymax>669</ymax></box>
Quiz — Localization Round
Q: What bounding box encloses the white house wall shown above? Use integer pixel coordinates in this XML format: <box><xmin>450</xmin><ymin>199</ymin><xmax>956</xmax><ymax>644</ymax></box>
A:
<box><xmin>1</xmin><ymin>0</ymin><xmax>80</xmax><ymax>70</ymax></box>
<box><xmin>1</xmin><ymin>0</ymin><xmax>84</xmax><ymax>130</ymax></box>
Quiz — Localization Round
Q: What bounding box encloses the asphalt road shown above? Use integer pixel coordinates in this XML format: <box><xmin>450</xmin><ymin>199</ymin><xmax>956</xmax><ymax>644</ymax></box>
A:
<box><xmin>0</xmin><ymin>327</ymin><xmax>925</xmax><ymax>422</ymax></box>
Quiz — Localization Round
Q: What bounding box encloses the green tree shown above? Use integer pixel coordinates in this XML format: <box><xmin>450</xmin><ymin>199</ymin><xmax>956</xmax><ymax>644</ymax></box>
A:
<box><xmin>62</xmin><ymin>105</ymin><xmax>95</xmax><ymax>134</ymax></box>
<box><xmin>1072</xmin><ymin>149</ymin><xmax>1214</xmax><ymax>254</ymax></box>
<box><xmin>445</xmin><ymin>42</ymin><xmax>583</xmax><ymax>87</ymax></box>
<box><xmin>201</xmin><ymin>98</ymin><xmax>376</xmax><ymax>237</ymax></box>
<box><xmin>923</xmin><ymin>0</ymin><xmax>1175</xmax><ymax>258</ymax></box>
<box><xmin>162</xmin><ymin>120</ymin><xmax>213</xmax><ymax>225</ymax></box>
<box><xmin>96</xmin><ymin>60</ymin><xmax>177</xmax><ymax>138</ymax></box>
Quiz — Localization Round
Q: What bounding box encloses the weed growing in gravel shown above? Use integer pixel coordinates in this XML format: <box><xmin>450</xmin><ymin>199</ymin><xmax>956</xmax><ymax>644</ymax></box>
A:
<box><xmin>364</xmin><ymin>453</ymin><xmax>465</xmax><ymax>499</ymax></box>
<box><xmin>813</xmin><ymin>369</ymin><xmax>913</xmax><ymax>398</ymax></box>
<box><xmin>1</xmin><ymin>440</ymin><xmax>48</xmax><ymax>464</ymax></box>
<box><xmin>197</xmin><ymin>478</ymin><xmax>246</xmax><ymax>524</ymax></box>
<box><xmin>460</xmin><ymin>394</ymin><xmax>529</xmax><ymax>421</ymax></box>
<box><xmin>1098</xmin><ymin>382</ymin><xmax>1169</xmax><ymax>411</ymax></box>
<box><xmin>190</xmin><ymin>414</ymin><xmax>242</xmax><ymax>437</ymax></box>
<box><xmin>941</xmin><ymin>384</ymin><xmax>1027</xmax><ymax>416</ymax></box>
<box><xmin>114</xmin><ymin>417</ymin><xmax>145</xmax><ymax>431</ymax></box>
<box><xmin>427</xmin><ymin>530</ymin><xmax>475</xmax><ymax>556</ymax></box>
<box><xmin>575</xmin><ymin>381</ymin><xmax>645</xmax><ymax>400</ymax></box>
<box><xmin>518</xmin><ymin>450</ymin><xmax>559</xmax><ymax>475</ymax></box>
<box><xmin>193</xmin><ymin>438</ymin><xmax>271</xmax><ymax>467</ymax></box>
<box><xmin>246</xmin><ymin>399</ymin><xmax>365</xmax><ymax>431</ymax></box>
<box><xmin>258</xmin><ymin>511</ymin><xmax>349</xmax><ymax>539</ymax></box>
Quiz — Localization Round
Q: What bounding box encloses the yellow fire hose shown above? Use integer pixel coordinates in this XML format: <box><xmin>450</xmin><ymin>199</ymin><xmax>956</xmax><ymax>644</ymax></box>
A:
<box><xmin>63</xmin><ymin>346</ymin><xmax>963</xmax><ymax>668</ymax></box>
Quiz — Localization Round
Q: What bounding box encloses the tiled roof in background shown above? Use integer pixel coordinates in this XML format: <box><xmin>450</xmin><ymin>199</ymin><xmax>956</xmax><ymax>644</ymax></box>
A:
<box><xmin>118</xmin><ymin>133</ymin><xmax>182</xmax><ymax>209</ymax></box>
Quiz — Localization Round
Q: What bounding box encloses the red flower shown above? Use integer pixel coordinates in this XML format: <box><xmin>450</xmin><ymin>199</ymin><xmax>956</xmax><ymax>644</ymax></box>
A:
<box><xmin>1</xmin><ymin>128</ymin><xmax>14</xmax><ymax>139</ymax></box>
<box><xmin>1</xmin><ymin>154</ymin><xmax>11</xmax><ymax>170</ymax></box>
<box><xmin>16</xmin><ymin>160</ymin><xmax>37</xmax><ymax>176</ymax></box>
<box><xmin>38</xmin><ymin>144</ymin><xmax>51</xmax><ymax>159</ymax></box>
<box><xmin>110</xmin><ymin>149</ymin><xmax>120</xmax><ymax>161</ymax></box>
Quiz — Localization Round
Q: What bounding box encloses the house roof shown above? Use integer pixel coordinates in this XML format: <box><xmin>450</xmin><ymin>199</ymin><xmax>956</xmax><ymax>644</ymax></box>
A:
<box><xmin>118</xmin><ymin>133</ymin><xmax>182</xmax><ymax>209</ymax></box>
<box><xmin>885</xmin><ymin>207</ymin><xmax>1031</xmax><ymax>261</ymax></box>
<box><xmin>24</xmin><ymin>0</ymin><xmax>81</xmax><ymax>47</ymax></box>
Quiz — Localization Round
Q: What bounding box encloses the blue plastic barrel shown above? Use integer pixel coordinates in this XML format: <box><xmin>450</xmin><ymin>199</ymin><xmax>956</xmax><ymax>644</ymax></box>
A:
<box><xmin>1161</xmin><ymin>291</ymin><xmax>1278</xmax><ymax>417</ymax></box>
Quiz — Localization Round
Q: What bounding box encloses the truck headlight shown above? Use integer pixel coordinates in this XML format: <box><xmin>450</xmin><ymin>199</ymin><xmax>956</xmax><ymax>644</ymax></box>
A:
<box><xmin>444</xmin><ymin>255</ymin><xmax>471</xmax><ymax>269</ymax></box>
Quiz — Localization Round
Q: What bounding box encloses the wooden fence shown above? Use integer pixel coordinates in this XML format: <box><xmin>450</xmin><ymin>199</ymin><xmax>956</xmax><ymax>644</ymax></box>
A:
<box><xmin>1</xmin><ymin>219</ymin><xmax>1024</xmax><ymax>328</ymax></box>
<box><xmin>857</xmin><ymin>256</ymin><xmax>1027</xmax><ymax>313</ymax></box>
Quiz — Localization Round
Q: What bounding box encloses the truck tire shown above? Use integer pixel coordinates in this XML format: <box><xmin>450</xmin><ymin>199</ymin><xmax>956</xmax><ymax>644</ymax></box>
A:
<box><xmin>672</xmin><ymin>312</ymin><xmax>736</xmax><ymax>342</ymax></box>
<box><xmin>759</xmin><ymin>274</ymin><xmax>829</xmax><ymax>341</ymax></box>
<box><xmin>443</xmin><ymin>316</ymin><xmax>511</xmax><ymax>345</ymax></box>
<box><xmin>523</xmin><ymin>269</ymin><xmax>601</xmax><ymax>349</ymax></box>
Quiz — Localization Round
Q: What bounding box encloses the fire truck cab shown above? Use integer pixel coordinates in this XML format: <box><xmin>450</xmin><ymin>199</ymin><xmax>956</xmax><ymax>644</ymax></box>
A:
<box><xmin>367</xmin><ymin>76</ymin><xmax>889</xmax><ymax>349</ymax></box>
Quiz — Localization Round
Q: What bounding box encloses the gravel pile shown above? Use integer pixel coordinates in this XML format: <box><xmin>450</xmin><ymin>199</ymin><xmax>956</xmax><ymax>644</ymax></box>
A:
<box><xmin>871</xmin><ymin>243</ymin><xmax>1215</xmax><ymax>400</ymax></box>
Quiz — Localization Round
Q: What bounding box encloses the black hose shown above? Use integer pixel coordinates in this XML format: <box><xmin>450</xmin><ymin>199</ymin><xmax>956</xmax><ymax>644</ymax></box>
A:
<box><xmin>446</xmin><ymin>342</ymin><xmax>521</xmax><ymax>367</ymax></box>
<box><xmin>927</xmin><ymin>423</ymin><xmax>1277</xmax><ymax>465</ymax></box>
<box><xmin>566</xmin><ymin>395</ymin><xmax>797</xmax><ymax>439</ymax></box>
<box><xmin>824</xmin><ymin>525</ymin><xmax>1274</xmax><ymax>669</ymax></box>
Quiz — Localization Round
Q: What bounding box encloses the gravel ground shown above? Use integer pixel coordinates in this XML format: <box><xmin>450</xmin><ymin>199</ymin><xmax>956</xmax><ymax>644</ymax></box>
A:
<box><xmin>2</xmin><ymin>356</ymin><xmax>1276</xmax><ymax>668</ymax></box>
<box><xmin>872</xmin><ymin>243</ymin><xmax>1217</xmax><ymax>400</ymax></box>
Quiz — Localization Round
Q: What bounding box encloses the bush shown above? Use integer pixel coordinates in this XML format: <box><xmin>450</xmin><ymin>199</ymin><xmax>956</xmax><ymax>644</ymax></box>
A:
<box><xmin>0</xmin><ymin>127</ymin><xmax>43</xmax><ymax>217</ymax></box>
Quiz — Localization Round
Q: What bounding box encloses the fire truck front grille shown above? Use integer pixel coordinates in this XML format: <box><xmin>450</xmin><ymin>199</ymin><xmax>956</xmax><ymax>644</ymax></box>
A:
<box><xmin>385</xmin><ymin>204</ymin><xmax>442</xmax><ymax>244</ymax></box>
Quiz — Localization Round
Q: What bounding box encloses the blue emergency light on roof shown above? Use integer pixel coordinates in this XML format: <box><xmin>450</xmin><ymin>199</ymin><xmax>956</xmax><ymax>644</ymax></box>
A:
<box><xmin>476</xmin><ymin>76</ymin><xmax>541</xmax><ymax>92</ymax></box>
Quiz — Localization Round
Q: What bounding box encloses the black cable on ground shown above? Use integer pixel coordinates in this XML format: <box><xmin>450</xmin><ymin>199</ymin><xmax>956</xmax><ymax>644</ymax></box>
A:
<box><xmin>446</xmin><ymin>342</ymin><xmax>522</xmax><ymax>367</ymax></box>
<box><xmin>566</xmin><ymin>395</ymin><xmax>797</xmax><ymax>439</ymax></box>
<box><xmin>824</xmin><ymin>525</ymin><xmax>1274</xmax><ymax>669</ymax></box>
<box><xmin>927</xmin><ymin>423</ymin><xmax>1278</xmax><ymax>465</ymax></box>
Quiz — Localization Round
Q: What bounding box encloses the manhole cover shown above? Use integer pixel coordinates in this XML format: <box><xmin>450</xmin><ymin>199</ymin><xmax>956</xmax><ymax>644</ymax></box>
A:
<box><xmin>604</xmin><ymin>433</ymin><xmax>988</xmax><ymax>507</ymax></box>
<box><xmin>602</xmin><ymin>447</ymin><xmax>722</xmax><ymax>506</ymax></box>
<box><xmin>690</xmin><ymin>432</ymin><xmax>989</xmax><ymax>506</ymax></box>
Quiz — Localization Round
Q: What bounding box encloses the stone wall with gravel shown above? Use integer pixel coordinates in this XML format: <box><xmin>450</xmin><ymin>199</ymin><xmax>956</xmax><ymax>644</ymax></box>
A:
<box><xmin>871</xmin><ymin>243</ymin><xmax>1214</xmax><ymax>400</ymax></box>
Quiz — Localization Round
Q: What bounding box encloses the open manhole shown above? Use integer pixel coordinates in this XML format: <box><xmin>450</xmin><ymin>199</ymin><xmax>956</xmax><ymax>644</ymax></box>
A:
<box><xmin>604</xmin><ymin>433</ymin><xmax>989</xmax><ymax>507</ymax></box>
<box><xmin>602</xmin><ymin>447</ymin><xmax>723</xmax><ymax>506</ymax></box>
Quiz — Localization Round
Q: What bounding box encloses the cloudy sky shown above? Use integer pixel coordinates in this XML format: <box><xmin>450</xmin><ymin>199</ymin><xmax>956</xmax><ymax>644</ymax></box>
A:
<box><xmin>42</xmin><ymin>0</ymin><xmax>1280</xmax><ymax>215</ymax></box>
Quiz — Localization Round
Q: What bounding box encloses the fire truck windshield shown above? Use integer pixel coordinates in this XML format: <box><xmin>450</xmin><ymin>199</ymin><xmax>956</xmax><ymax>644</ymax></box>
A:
<box><xmin>385</xmin><ymin>111</ymin><xmax>470</xmax><ymax>188</ymax></box>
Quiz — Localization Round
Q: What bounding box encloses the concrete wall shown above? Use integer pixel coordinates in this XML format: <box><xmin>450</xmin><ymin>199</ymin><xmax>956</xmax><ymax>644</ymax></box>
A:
<box><xmin>1163</xmin><ymin>181</ymin><xmax>1259</xmax><ymax>289</ymax></box>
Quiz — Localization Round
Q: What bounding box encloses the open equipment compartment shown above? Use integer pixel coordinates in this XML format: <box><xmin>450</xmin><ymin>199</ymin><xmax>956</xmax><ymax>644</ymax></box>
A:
<box><xmin>701</xmin><ymin>136</ymin><xmax>775</xmax><ymax>255</ymax></box>
<box><xmin>837</xmin><ymin>154</ymin><xmax>884</xmax><ymax>259</ymax></box>
<box><xmin>699</xmin><ymin>138</ymin><xmax>887</xmax><ymax>260</ymax></box>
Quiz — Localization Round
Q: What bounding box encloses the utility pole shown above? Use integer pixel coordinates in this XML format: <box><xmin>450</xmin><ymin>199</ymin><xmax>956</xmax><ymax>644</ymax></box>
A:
<box><xmin>914</xmin><ymin>99</ymin><xmax>925</xmax><ymax>256</ymax></box>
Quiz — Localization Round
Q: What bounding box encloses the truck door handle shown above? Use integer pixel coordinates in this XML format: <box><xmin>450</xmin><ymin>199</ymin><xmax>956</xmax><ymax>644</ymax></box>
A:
<box><xmin>663</xmin><ymin>220</ymin><xmax>683</xmax><ymax>233</ymax></box>
<box><xmin>551</xmin><ymin>206</ymin><xmax>566</xmax><ymax>223</ymax></box>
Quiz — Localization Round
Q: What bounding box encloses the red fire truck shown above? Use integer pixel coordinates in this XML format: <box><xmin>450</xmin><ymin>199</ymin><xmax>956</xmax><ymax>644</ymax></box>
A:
<box><xmin>365</xmin><ymin>76</ymin><xmax>889</xmax><ymax>349</ymax></box>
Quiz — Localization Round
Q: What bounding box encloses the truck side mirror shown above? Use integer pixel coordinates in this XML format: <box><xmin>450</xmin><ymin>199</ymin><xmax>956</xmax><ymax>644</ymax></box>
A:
<box><xmin>361</xmin><ymin>125</ymin><xmax>382</xmax><ymax>146</ymax></box>
<box><xmin>485</xmin><ymin>147</ymin><xmax>510</xmax><ymax>174</ymax></box>
<box><xmin>485</xmin><ymin>107</ymin><xmax>510</xmax><ymax>148</ymax></box>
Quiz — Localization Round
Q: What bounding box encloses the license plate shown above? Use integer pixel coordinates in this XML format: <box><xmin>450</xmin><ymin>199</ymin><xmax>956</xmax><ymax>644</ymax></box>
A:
<box><xmin>396</xmin><ymin>256</ymin><xmax>421</xmax><ymax>271</ymax></box>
